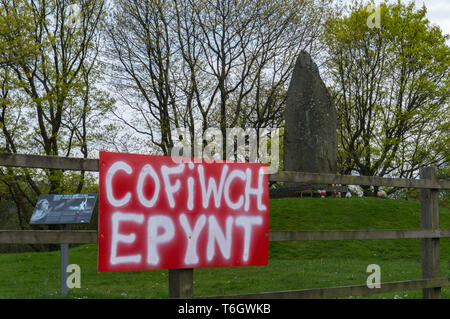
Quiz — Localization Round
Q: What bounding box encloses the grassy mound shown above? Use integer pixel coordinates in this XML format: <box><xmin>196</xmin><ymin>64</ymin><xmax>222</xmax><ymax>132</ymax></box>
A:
<box><xmin>0</xmin><ymin>197</ymin><xmax>448</xmax><ymax>299</ymax></box>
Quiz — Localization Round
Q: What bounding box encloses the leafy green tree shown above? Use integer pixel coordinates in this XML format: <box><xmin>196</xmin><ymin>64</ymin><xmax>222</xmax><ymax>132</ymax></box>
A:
<box><xmin>324</xmin><ymin>1</ymin><xmax>449</xmax><ymax>195</ymax></box>
<box><xmin>0</xmin><ymin>0</ymin><xmax>112</xmax><ymax>230</ymax></box>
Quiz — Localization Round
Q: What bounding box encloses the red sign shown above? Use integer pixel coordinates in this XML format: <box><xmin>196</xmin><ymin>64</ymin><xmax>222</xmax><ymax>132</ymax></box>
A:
<box><xmin>98</xmin><ymin>151</ymin><xmax>269</xmax><ymax>272</ymax></box>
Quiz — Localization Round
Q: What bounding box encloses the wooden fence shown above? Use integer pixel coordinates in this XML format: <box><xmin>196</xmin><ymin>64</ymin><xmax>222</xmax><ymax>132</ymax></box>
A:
<box><xmin>0</xmin><ymin>153</ymin><xmax>449</xmax><ymax>299</ymax></box>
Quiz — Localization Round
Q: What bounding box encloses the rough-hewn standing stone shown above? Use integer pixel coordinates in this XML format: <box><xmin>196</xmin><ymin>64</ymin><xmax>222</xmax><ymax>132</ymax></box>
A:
<box><xmin>283</xmin><ymin>50</ymin><xmax>337</xmax><ymax>174</ymax></box>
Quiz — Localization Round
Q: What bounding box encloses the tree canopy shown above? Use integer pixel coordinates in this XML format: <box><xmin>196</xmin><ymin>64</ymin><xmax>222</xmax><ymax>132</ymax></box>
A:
<box><xmin>0</xmin><ymin>0</ymin><xmax>112</xmax><ymax>229</ymax></box>
<box><xmin>324</xmin><ymin>1</ymin><xmax>449</xmax><ymax>194</ymax></box>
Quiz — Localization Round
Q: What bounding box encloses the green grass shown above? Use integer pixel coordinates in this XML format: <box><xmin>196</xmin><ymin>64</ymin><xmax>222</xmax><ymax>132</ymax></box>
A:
<box><xmin>0</xmin><ymin>197</ymin><xmax>449</xmax><ymax>299</ymax></box>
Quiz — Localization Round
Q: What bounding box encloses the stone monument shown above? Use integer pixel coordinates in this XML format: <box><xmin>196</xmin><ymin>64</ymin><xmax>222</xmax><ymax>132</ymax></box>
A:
<box><xmin>283</xmin><ymin>50</ymin><xmax>337</xmax><ymax>174</ymax></box>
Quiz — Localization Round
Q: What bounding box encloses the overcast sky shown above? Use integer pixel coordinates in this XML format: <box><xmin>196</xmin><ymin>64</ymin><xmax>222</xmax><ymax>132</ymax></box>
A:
<box><xmin>422</xmin><ymin>0</ymin><xmax>450</xmax><ymax>35</ymax></box>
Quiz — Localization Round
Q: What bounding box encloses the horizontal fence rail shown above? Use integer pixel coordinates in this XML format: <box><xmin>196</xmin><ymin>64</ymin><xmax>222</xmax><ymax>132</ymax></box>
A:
<box><xmin>0</xmin><ymin>153</ymin><xmax>99</xmax><ymax>172</ymax></box>
<box><xmin>0</xmin><ymin>230</ymin><xmax>98</xmax><ymax>244</ymax></box>
<box><xmin>269</xmin><ymin>229</ymin><xmax>450</xmax><ymax>241</ymax></box>
<box><xmin>0</xmin><ymin>153</ymin><xmax>449</xmax><ymax>189</ymax></box>
<box><xmin>2</xmin><ymin>229</ymin><xmax>450</xmax><ymax>244</ymax></box>
<box><xmin>269</xmin><ymin>171</ymin><xmax>450</xmax><ymax>189</ymax></box>
<box><xmin>199</xmin><ymin>278</ymin><xmax>450</xmax><ymax>299</ymax></box>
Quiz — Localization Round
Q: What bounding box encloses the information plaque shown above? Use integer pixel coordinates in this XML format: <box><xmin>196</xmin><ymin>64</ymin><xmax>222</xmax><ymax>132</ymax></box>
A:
<box><xmin>29</xmin><ymin>193</ymin><xmax>97</xmax><ymax>225</ymax></box>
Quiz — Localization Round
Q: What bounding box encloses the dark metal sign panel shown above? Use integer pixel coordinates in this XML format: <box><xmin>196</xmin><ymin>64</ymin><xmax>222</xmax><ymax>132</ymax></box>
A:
<box><xmin>30</xmin><ymin>194</ymin><xmax>97</xmax><ymax>225</ymax></box>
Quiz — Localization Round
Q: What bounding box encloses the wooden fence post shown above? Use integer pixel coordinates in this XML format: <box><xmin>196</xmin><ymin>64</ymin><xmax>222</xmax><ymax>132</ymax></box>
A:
<box><xmin>166</xmin><ymin>146</ymin><xmax>194</xmax><ymax>299</ymax></box>
<box><xmin>420</xmin><ymin>166</ymin><xmax>441</xmax><ymax>299</ymax></box>
<box><xmin>169</xmin><ymin>269</ymin><xmax>194</xmax><ymax>298</ymax></box>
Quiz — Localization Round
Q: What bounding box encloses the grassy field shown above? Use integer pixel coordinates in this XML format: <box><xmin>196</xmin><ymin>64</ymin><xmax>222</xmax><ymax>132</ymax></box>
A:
<box><xmin>0</xmin><ymin>197</ymin><xmax>449</xmax><ymax>299</ymax></box>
